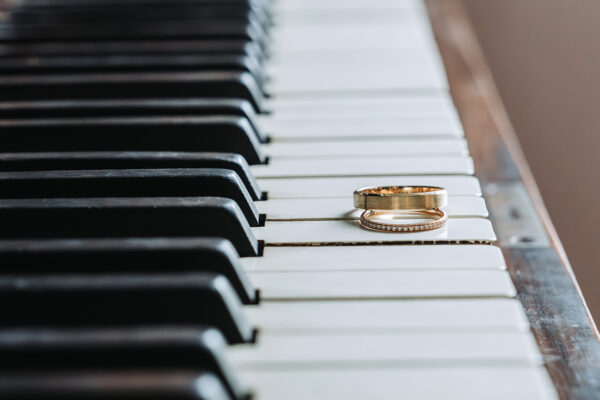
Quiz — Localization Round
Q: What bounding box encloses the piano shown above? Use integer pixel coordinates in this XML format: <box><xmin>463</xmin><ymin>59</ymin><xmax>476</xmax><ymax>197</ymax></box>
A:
<box><xmin>0</xmin><ymin>0</ymin><xmax>597</xmax><ymax>399</ymax></box>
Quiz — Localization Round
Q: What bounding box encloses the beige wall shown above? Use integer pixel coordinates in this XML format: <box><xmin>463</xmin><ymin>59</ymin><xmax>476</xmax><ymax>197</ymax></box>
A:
<box><xmin>463</xmin><ymin>0</ymin><xmax>600</xmax><ymax>322</ymax></box>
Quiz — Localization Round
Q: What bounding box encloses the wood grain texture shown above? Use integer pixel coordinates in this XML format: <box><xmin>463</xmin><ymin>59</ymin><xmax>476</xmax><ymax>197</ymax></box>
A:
<box><xmin>425</xmin><ymin>1</ymin><xmax>600</xmax><ymax>398</ymax></box>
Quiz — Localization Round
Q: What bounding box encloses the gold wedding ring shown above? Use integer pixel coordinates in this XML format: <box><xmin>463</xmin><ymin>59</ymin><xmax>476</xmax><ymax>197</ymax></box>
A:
<box><xmin>353</xmin><ymin>186</ymin><xmax>448</xmax><ymax>210</ymax></box>
<box><xmin>360</xmin><ymin>209</ymin><xmax>448</xmax><ymax>233</ymax></box>
<box><xmin>354</xmin><ymin>185</ymin><xmax>448</xmax><ymax>233</ymax></box>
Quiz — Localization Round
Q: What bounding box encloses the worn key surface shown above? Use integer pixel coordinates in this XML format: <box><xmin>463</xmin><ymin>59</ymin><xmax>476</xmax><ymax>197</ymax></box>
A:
<box><xmin>0</xmin><ymin>370</ymin><xmax>231</xmax><ymax>400</ymax></box>
<box><xmin>0</xmin><ymin>168</ymin><xmax>261</xmax><ymax>226</ymax></box>
<box><xmin>0</xmin><ymin>152</ymin><xmax>263</xmax><ymax>199</ymax></box>
<box><xmin>0</xmin><ymin>325</ymin><xmax>244</xmax><ymax>399</ymax></box>
<box><xmin>0</xmin><ymin>71</ymin><xmax>265</xmax><ymax>112</ymax></box>
<box><xmin>0</xmin><ymin>116</ymin><xmax>266</xmax><ymax>164</ymax></box>
<box><xmin>0</xmin><ymin>237</ymin><xmax>256</xmax><ymax>304</ymax></box>
<box><xmin>0</xmin><ymin>197</ymin><xmax>259</xmax><ymax>256</ymax></box>
<box><xmin>0</xmin><ymin>272</ymin><xmax>253</xmax><ymax>344</ymax></box>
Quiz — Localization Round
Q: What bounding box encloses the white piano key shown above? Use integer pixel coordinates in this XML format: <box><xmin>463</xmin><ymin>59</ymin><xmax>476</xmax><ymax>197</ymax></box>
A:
<box><xmin>257</xmin><ymin>195</ymin><xmax>487</xmax><ymax>220</ymax></box>
<box><xmin>241</xmin><ymin>244</ymin><xmax>506</xmax><ymax>272</ymax></box>
<box><xmin>251</xmin><ymin>156</ymin><xmax>473</xmax><ymax>178</ymax></box>
<box><xmin>271</xmin><ymin>13</ymin><xmax>431</xmax><ymax>33</ymax></box>
<box><xmin>267</xmin><ymin>63</ymin><xmax>447</xmax><ymax>93</ymax></box>
<box><xmin>228</xmin><ymin>331</ymin><xmax>542</xmax><ymax>367</ymax></box>
<box><xmin>261</xmin><ymin>115</ymin><xmax>461</xmax><ymax>136</ymax></box>
<box><xmin>262</xmin><ymin>104</ymin><xmax>458</xmax><ymax>123</ymax></box>
<box><xmin>268</xmin><ymin>50</ymin><xmax>439</xmax><ymax>70</ymax></box>
<box><xmin>270</xmin><ymin>25</ymin><xmax>436</xmax><ymax>54</ymax></box>
<box><xmin>266</xmin><ymin>117</ymin><xmax>464</xmax><ymax>140</ymax></box>
<box><xmin>272</xmin><ymin>5</ymin><xmax>427</xmax><ymax>22</ymax></box>
<box><xmin>264</xmin><ymin>95</ymin><xmax>457</xmax><ymax>119</ymax></box>
<box><xmin>260</xmin><ymin>175</ymin><xmax>482</xmax><ymax>198</ymax></box>
<box><xmin>274</xmin><ymin>10</ymin><xmax>428</xmax><ymax>29</ymax></box>
<box><xmin>241</xmin><ymin>367</ymin><xmax>558</xmax><ymax>400</ymax></box>
<box><xmin>273</xmin><ymin>0</ymin><xmax>425</xmax><ymax>12</ymax></box>
<box><xmin>246</xmin><ymin>299</ymin><xmax>529</xmax><ymax>332</ymax></box>
<box><xmin>263</xmin><ymin>139</ymin><xmax>468</xmax><ymax>158</ymax></box>
<box><xmin>248</xmin><ymin>269</ymin><xmax>515</xmax><ymax>300</ymax></box>
<box><xmin>274</xmin><ymin>8</ymin><xmax>421</xmax><ymax>16</ymax></box>
<box><xmin>254</xmin><ymin>219</ymin><xmax>496</xmax><ymax>245</ymax></box>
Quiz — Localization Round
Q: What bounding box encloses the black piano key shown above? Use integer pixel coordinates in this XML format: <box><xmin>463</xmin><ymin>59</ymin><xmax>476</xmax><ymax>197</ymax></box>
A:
<box><xmin>0</xmin><ymin>326</ymin><xmax>244</xmax><ymax>399</ymax></box>
<box><xmin>0</xmin><ymin>272</ymin><xmax>254</xmax><ymax>344</ymax></box>
<box><xmin>0</xmin><ymin>237</ymin><xmax>257</xmax><ymax>304</ymax></box>
<box><xmin>22</xmin><ymin>0</ymin><xmax>267</xmax><ymax>6</ymax></box>
<box><xmin>0</xmin><ymin>168</ymin><xmax>261</xmax><ymax>227</ymax></box>
<box><xmin>0</xmin><ymin>21</ymin><xmax>265</xmax><ymax>45</ymax></box>
<box><xmin>0</xmin><ymin>71</ymin><xmax>265</xmax><ymax>113</ymax></box>
<box><xmin>0</xmin><ymin>99</ymin><xmax>266</xmax><ymax>142</ymax></box>
<box><xmin>0</xmin><ymin>55</ymin><xmax>265</xmax><ymax>83</ymax></box>
<box><xmin>9</xmin><ymin>4</ymin><xmax>267</xmax><ymax>25</ymax></box>
<box><xmin>0</xmin><ymin>116</ymin><xmax>266</xmax><ymax>165</ymax></box>
<box><xmin>0</xmin><ymin>40</ymin><xmax>264</xmax><ymax>60</ymax></box>
<box><xmin>21</xmin><ymin>0</ymin><xmax>267</xmax><ymax>6</ymax></box>
<box><xmin>0</xmin><ymin>370</ymin><xmax>232</xmax><ymax>400</ymax></box>
<box><xmin>12</xmin><ymin>0</ymin><xmax>272</xmax><ymax>27</ymax></box>
<box><xmin>12</xmin><ymin>0</ymin><xmax>272</xmax><ymax>24</ymax></box>
<box><xmin>0</xmin><ymin>152</ymin><xmax>263</xmax><ymax>201</ymax></box>
<box><xmin>0</xmin><ymin>197</ymin><xmax>259</xmax><ymax>256</ymax></box>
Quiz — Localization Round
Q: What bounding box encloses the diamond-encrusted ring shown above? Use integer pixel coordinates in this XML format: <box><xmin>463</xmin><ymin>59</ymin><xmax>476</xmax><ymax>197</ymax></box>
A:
<box><xmin>359</xmin><ymin>208</ymin><xmax>448</xmax><ymax>233</ymax></box>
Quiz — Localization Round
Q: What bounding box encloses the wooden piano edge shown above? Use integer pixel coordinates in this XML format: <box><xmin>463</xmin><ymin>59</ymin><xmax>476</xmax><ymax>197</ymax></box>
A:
<box><xmin>425</xmin><ymin>1</ymin><xmax>600</xmax><ymax>398</ymax></box>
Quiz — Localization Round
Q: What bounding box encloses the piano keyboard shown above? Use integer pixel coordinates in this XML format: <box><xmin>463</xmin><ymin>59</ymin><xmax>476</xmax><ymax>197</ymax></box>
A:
<box><xmin>0</xmin><ymin>0</ymin><xmax>560</xmax><ymax>399</ymax></box>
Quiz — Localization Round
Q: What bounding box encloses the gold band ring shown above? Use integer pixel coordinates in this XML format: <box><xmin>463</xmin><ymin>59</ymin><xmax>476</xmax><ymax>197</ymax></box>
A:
<box><xmin>360</xmin><ymin>208</ymin><xmax>448</xmax><ymax>233</ymax></box>
<box><xmin>353</xmin><ymin>186</ymin><xmax>448</xmax><ymax>210</ymax></box>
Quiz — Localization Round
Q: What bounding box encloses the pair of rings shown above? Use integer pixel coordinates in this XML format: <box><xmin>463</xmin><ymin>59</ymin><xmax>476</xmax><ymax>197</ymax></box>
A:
<box><xmin>353</xmin><ymin>186</ymin><xmax>448</xmax><ymax>233</ymax></box>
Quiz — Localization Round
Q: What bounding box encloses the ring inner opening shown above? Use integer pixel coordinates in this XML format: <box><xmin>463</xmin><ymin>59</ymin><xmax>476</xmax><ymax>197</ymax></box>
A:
<box><xmin>362</xmin><ymin>186</ymin><xmax>441</xmax><ymax>195</ymax></box>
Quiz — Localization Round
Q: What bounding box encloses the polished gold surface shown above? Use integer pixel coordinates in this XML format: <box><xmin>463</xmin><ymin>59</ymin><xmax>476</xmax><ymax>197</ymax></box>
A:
<box><xmin>359</xmin><ymin>208</ymin><xmax>448</xmax><ymax>233</ymax></box>
<box><xmin>353</xmin><ymin>186</ymin><xmax>448</xmax><ymax>210</ymax></box>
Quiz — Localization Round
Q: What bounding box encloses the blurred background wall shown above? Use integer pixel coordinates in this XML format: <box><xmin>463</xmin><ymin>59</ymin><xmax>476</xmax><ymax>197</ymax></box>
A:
<box><xmin>463</xmin><ymin>0</ymin><xmax>600</xmax><ymax>323</ymax></box>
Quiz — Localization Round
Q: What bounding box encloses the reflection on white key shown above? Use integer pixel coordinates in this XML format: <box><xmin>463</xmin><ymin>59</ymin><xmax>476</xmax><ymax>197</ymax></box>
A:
<box><xmin>266</xmin><ymin>117</ymin><xmax>464</xmax><ymax>140</ymax></box>
<box><xmin>260</xmin><ymin>175</ymin><xmax>482</xmax><ymax>198</ymax></box>
<box><xmin>249</xmin><ymin>270</ymin><xmax>515</xmax><ymax>300</ymax></box>
<box><xmin>246</xmin><ymin>299</ymin><xmax>529</xmax><ymax>332</ymax></box>
<box><xmin>254</xmin><ymin>219</ymin><xmax>496</xmax><ymax>244</ymax></box>
<box><xmin>241</xmin><ymin>244</ymin><xmax>505</xmax><ymax>272</ymax></box>
<box><xmin>228</xmin><ymin>331</ymin><xmax>542</xmax><ymax>367</ymax></box>
<box><xmin>251</xmin><ymin>156</ymin><xmax>473</xmax><ymax>178</ymax></box>
<box><xmin>263</xmin><ymin>139</ymin><xmax>468</xmax><ymax>158</ymax></box>
<box><xmin>257</xmin><ymin>196</ymin><xmax>488</xmax><ymax>220</ymax></box>
<box><xmin>241</xmin><ymin>367</ymin><xmax>558</xmax><ymax>400</ymax></box>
